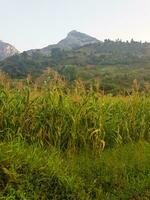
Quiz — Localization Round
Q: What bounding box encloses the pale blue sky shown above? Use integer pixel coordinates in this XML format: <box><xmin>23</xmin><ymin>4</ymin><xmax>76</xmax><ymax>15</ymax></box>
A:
<box><xmin>0</xmin><ymin>0</ymin><xmax>150</xmax><ymax>51</ymax></box>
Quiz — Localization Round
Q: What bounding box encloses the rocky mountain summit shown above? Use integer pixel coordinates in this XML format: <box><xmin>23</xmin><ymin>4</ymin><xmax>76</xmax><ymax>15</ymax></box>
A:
<box><xmin>29</xmin><ymin>30</ymin><xmax>100</xmax><ymax>55</ymax></box>
<box><xmin>57</xmin><ymin>30</ymin><xmax>99</xmax><ymax>49</ymax></box>
<box><xmin>0</xmin><ymin>40</ymin><xmax>19</xmax><ymax>61</ymax></box>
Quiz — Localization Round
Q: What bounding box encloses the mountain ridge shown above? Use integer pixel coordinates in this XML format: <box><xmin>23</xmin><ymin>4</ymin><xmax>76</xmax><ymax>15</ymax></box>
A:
<box><xmin>27</xmin><ymin>30</ymin><xmax>100</xmax><ymax>55</ymax></box>
<box><xmin>0</xmin><ymin>31</ymin><xmax>150</xmax><ymax>82</ymax></box>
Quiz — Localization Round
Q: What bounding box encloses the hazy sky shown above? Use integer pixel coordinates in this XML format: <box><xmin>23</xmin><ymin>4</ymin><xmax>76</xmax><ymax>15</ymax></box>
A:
<box><xmin>0</xmin><ymin>0</ymin><xmax>150</xmax><ymax>51</ymax></box>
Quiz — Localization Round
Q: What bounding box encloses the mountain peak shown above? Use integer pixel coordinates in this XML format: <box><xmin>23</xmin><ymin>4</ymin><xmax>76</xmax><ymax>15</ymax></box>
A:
<box><xmin>0</xmin><ymin>40</ymin><xmax>19</xmax><ymax>61</ymax></box>
<box><xmin>67</xmin><ymin>30</ymin><xmax>78</xmax><ymax>36</ymax></box>
<box><xmin>58</xmin><ymin>30</ymin><xmax>99</xmax><ymax>49</ymax></box>
<box><xmin>29</xmin><ymin>31</ymin><xmax>100</xmax><ymax>55</ymax></box>
<box><xmin>67</xmin><ymin>30</ymin><xmax>99</xmax><ymax>40</ymax></box>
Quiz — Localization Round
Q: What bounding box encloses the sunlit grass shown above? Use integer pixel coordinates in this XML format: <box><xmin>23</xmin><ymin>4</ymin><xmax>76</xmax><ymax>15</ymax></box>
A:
<box><xmin>0</xmin><ymin>80</ymin><xmax>149</xmax><ymax>151</ymax></box>
<box><xmin>0</xmin><ymin>74</ymin><xmax>150</xmax><ymax>199</ymax></box>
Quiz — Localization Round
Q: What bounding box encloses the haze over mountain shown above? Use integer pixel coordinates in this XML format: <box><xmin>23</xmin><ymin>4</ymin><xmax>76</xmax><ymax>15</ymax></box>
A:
<box><xmin>28</xmin><ymin>30</ymin><xmax>100</xmax><ymax>55</ymax></box>
<box><xmin>0</xmin><ymin>40</ymin><xmax>19</xmax><ymax>61</ymax></box>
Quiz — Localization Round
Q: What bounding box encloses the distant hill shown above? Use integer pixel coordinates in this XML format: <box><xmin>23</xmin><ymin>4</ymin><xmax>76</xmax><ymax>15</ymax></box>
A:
<box><xmin>28</xmin><ymin>30</ymin><xmax>99</xmax><ymax>55</ymax></box>
<box><xmin>0</xmin><ymin>40</ymin><xmax>19</xmax><ymax>61</ymax></box>
<box><xmin>0</xmin><ymin>31</ymin><xmax>150</xmax><ymax>90</ymax></box>
<box><xmin>63</xmin><ymin>39</ymin><xmax>150</xmax><ymax>65</ymax></box>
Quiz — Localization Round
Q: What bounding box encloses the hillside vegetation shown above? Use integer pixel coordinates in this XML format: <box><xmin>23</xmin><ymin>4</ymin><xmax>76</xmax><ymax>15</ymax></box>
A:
<box><xmin>0</xmin><ymin>74</ymin><xmax>150</xmax><ymax>199</ymax></box>
<box><xmin>0</xmin><ymin>38</ymin><xmax>150</xmax><ymax>95</ymax></box>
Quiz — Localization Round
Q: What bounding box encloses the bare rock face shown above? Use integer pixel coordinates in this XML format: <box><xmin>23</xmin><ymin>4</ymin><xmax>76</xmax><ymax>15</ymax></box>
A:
<box><xmin>58</xmin><ymin>30</ymin><xmax>99</xmax><ymax>49</ymax></box>
<box><xmin>40</xmin><ymin>30</ymin><xmax>100</xmax><ymax>55</ymax></box>
<box><xmin>0</xmin><ymin>40</ymin><xmax>19</xmax><ymax>61</ymax></box>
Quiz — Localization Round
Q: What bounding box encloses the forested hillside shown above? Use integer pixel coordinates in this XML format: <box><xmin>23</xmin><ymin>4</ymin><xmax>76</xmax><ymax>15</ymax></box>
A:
<box><xmin>0</xmin><ymin>32</ymin><xmax>150</xmax><ymax>94</ymax></box>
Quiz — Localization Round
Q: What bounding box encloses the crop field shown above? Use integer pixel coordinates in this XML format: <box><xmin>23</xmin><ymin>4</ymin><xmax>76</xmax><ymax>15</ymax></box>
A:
<box><xmin>0</xmin><ymin>75</ymin><xmax>150</xmax><ymax>199</ymax></box>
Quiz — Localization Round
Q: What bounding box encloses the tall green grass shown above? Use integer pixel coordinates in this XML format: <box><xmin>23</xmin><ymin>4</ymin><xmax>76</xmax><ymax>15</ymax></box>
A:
<box><xmin>0</xmin><ymin>76</ymin><xmax>150</xmax><ymax>199</ymax></box>
<box><xmin>0</xmin><ymin>82</ymin><xmax>149</xmax><ymax>151</ymax></box>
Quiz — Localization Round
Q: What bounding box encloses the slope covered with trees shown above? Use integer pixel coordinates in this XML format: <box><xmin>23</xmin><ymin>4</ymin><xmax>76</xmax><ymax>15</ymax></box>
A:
<box><xmin>1</xmin><ymin>39</ymin><xmax>150</xmax><ymax>76</ymax></box>
<box><xmin>0</xmin><ymin>32</ymin><xmax>150</xmax><ymax>94</ymax></box>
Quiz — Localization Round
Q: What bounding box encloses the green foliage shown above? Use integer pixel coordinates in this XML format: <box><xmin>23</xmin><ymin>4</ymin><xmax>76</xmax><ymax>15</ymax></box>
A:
<box><xmin>0</xmin><ymin>141</ymin><xmax>150</xmax><ymax>199</ymax></box>
<box><xmin>0</xmin><ymin>80</ymin><xmax>149</xmax><ymax>199</ymax></box>
<box><xmin>75</xmin><ymin>64</ymin><xmax>150</xmax><ymax>94</ymax></box>
<box><xmin>0</xmin><ymin>83</ymin><xmax>149</xmax><ymax>150</ymax></box>
<box><xmin>51</xmin><ymin>48</ymin><xmax>66</xmax><ymax>65</ymax></box>
<box><xmin>1</xmin><ymin>40</ymin><xmax>150</xmax><ymax>83</ymax></box>
<box><xmin>58</xmin><ymin>65</ymin><xmax>77</xmax><ymax>81</ymax></box>
<box><xmin>0</xmin><ymin>51</ymin><xmax>52</xmax><ymax>78</ymax></box>
<box><xmin>61</xmin><ymin>39</ymin><xmax>150</xmax><ymax>66</ymax></box>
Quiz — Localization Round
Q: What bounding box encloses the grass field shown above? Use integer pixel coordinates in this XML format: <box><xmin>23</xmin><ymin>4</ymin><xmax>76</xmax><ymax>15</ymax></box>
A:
<box><xmin>0</xmin><ymin>75</ymin><xmax>150</xmax><ymax>199</ymax></box>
